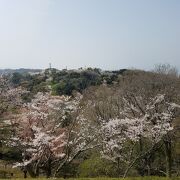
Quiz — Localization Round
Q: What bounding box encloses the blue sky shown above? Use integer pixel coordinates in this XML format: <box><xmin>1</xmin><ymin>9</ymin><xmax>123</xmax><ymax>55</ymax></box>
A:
<box><xmin>0</xmin><ymin>0</ymin><xmax>179</xmax><ymax>70</ymax></box>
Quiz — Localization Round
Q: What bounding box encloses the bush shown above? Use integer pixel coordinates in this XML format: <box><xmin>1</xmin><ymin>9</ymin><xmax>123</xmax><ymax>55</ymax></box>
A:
<box><xmin>78</xmin><ymin>155</ymin><xmax>117</xmax><ymax>177</ymax></box>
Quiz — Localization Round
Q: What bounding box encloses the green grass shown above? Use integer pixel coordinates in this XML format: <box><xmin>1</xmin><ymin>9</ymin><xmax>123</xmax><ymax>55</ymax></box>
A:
<box><xmin>66</xmin><ymin>178</ymin><xmax>179</xmax><ymax>180</ymax></box>
<box><xmin>0</xmin><ymin>177</ymin><xmax>179</xmax><ymax>180</ymax></box>
<box><xmin>67</xmin><ymin>178</ymin><xmax>179</xmax><ymax>180</ymax></box>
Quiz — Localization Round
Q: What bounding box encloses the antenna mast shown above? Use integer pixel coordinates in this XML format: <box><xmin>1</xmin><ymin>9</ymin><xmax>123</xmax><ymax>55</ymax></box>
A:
<box><xmin>49</xmin><ymin>63</ymin><xmax>52</xmax><ymax>69</ymax></box>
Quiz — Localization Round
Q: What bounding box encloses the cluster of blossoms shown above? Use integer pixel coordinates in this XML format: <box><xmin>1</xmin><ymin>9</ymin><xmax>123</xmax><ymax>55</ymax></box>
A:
<box><xmin>81</xmin><ymin>92</ymin><xmax>180</xmax><ymax>164</ymax></box>
<box><xmin>10</xmin><ymin>91</ymin><xmax>96</xmax><ymax>177</ymax></box>
<box><xmin>11</xmin><ymin>92</ymin><xmax>75</xmax><ymax>168</ymax></box>
<box><xmin>100</xmin><ymin>94</ymin><xmax>179</xmax><ymax>162</ymax></box>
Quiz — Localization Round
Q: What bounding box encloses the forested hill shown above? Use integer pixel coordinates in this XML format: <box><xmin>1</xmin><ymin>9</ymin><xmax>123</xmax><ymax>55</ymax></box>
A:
<box><xmin>0</xmin><ymin>65</ymin><xmax>179</xmax><ymax>178</ymax></box>
<box><xmin>7</xmin><ymin>68</ymin><xmax>127</xmax><ymax>96</ymax></box>
<box><xmin>0</xmin><ymin>68</ymin><xmax>42</xmax><ymax>75</ymax></box>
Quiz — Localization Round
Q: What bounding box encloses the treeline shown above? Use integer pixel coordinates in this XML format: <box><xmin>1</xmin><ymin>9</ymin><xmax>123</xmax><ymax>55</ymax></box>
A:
<box><xmin>0</xmin><ymin>65</ymin><xmax>180</xmax><ymax>178</ymax></box>
<box><xmin>10</xmin><ymin>68</ymin><xmax>126</xmax><ymax>96</ymax></box>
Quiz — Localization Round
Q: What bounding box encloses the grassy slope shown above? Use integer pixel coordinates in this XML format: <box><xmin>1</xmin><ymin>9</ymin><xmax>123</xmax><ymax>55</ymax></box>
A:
<box><xmin>0</xmin><ymin>178</ymin><xmax>179</xmax><ymax>180</ymax></box>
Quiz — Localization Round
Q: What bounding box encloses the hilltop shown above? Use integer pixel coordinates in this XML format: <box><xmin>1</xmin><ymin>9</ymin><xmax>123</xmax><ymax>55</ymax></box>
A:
<box><xmin>0</xmin><ymin>68</ymin><xmax>42</xmax><ymax>75</ymax></box>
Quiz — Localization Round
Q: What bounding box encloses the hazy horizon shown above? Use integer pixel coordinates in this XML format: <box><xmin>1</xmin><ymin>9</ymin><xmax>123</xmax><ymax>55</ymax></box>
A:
<box><xmin>0</xmin><ymin>0</ymin><xmax>180</xmax><ymax>71</ymax></box>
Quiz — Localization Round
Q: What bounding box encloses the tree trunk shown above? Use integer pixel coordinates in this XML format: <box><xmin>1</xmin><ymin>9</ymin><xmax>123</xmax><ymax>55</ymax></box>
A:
<box><xmin>22</xmin><ymin>166</ymin><xmax>28</xmax><ymax>178</ymax></box>
<box><xmin>139</xmin><ymin>136</ymin><xmax>145</xmax><ymax>176</ymax></box>
<box><xmin>23</xmin><ymin>170</ymin><xmax>27</xmax><ymax>178</ymax></box>
<box><xmin>26</xmin><ymin>164</ymin><xmax>37</xmax><ymax>178</ymax></box>
<box><xmin>35</xmin><ymin>165</ymin><xmax>39</xmax><ymax>177</ymax></box>
<box><xmin>46</xmin><ymin>159</ymin><xmax>52</xmax><ymax>178</ymax></box>
<box><xmin>117</xmin><ymin>157</ymin><xmax>121</xmax><ymax>177</ymax></box>
<box><xmin>164</xmin><ymin>139</ymin><xmax>172</xmax><ymax>178</ymax></box>
<box><xmin>147</xmin><ymin>164</ymin><xmax>151</xmax><ymax>176</ymax></box>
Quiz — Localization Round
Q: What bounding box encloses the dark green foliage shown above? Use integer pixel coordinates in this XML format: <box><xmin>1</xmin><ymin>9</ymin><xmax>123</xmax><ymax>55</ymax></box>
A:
<box><xmin>52</xmin><ymin>80</ymin><xmax>76</xmax><ymax>96</ymax></box>
<box><xmin>58</xmin><ymin>162</ymin><xmax>79</xmax><ymax>178</ymax></box>
<box><xmin>10</xmin><ymin>73</ymin><xmax>49</xmax><ymax>98</ymax></box>
<box><xmin>0</xmin><ymin>147</ymin><xmax>21</xmax><ymax>161</ymax></box>
<box><xmin>49</xmin><ymin>68</ymin><xmax>127</xmax><ymax>95</ymax></box>
<box><xmin>10</xmin><ymin>72</ymin><xmax>23</xmax><ymax>86</ymax></box>
<box><xmin>10</xmin><ymin>68</ymin><xmax>126</xmax><ymax>96</ymax></box>
<box><xmin>51</xmin><ymin>69</ymin><xmax>102</xmax><ymax>95</ymax></box>
<box><xmin>78</xmin><ymin>155</ymin><xmax>118</xmax><ymax>177</ymax></box>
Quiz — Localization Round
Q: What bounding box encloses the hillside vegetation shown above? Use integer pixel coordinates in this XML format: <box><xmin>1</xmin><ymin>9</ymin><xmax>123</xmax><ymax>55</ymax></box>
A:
<box><xmin>0</xmin><ymin>65</ymin><xmax>179</xmax><ymax>179</ymax></box>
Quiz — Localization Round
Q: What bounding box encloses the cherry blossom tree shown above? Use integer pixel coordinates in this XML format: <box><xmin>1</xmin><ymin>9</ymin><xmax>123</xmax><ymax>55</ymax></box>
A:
<box><xmin>81</xmin><ymin>78</ymin><xmax>180</xmax><ymax>177</ymax></box>
<box><xmin>10</xmin><ymin>92</ymin><xmax>69</xmax><ymax>177</ymax></box>
<box><xmin>10</xmin><ymin>91</ymin><xmax>98</xmax><ymax>177</ymax></box>
<box><xmin>117</xmin><ymin>69</ymin><xmax>180</xmax><ymax>177</ymax></box>
<box><xmin>100</xmin><ymin>94</ymin><xmax>179</xmax><ymax>177</ymax></box>
<box><xmin>0</xmin><ymin>76</ymin><xmax>28</xmax><ymax>162</ymax></box>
